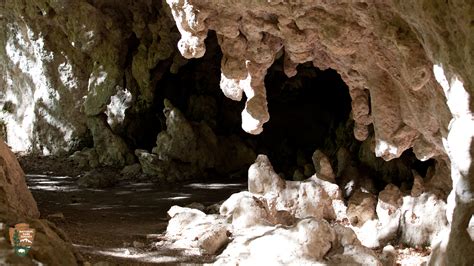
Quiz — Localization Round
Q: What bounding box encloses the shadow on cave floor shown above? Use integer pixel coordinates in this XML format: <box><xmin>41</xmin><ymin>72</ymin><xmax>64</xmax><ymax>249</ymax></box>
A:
<box><xmin>25</xmin><ymin>171</ymin><xmax>245</xmax><ymax>265</ymax></box>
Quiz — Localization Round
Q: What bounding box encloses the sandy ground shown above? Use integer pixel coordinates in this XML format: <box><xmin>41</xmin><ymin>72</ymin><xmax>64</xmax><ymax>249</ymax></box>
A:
<box><xmin>19</xmin><ymin>155</ymin><xmax>431</xmax><ymax>265</ymax></box>
<box><xmin>19</xmin><ymin>155</ymin><xmax>246</xmax><ymax>265</ymax></box>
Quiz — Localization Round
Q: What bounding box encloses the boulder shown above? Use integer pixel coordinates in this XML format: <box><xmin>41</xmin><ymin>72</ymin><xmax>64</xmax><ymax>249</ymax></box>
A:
<box><xmin>346</xmin><ymin>190</ymin><xmax>377</xmax><ymax>226</ymax></box>
<box><xmin>247</xmin><ymin>155</ymin><xmax>336</xmax><ymax>220</ymax></box>
<box><xmin>219</xmin><ymin>192</ymin><xmax>272</xmax><ymax>229</ymax></box>
<box><xmin>77</xmin><ymin>169</ymin><xmax>117</xmax><ymax>188</ymax></box>
<box><xmin>400</xmin><ymin>193</ymin><xmax>448</xmax><ymax>245</ymax></box>
<box><xmin>248</xmin><ymin>155</ymin><xmax>285</xmax><ymax>195</ymax></box>
<box><xmin>0</xmin><ymin>139</ymin><xmax>39</xmax><ymax>218</ymax></box>
<box><xmin>120</xmin><ymin>163</ymin><xmax>142</xmax><ymax>180</ymax></box>
<box><xmin>0</xmin><ymin>140</ymin><xmax>79</xmax><ymax>265</ymax></box>
<box><xmin>87</xmin><ymin>115</ymin><xmax>134</xmax><ymax>167</ymax></box>
<box><xmin>165</xmin><ymin>206</ymin><xmax>229</xmax><ymax>254</ymax></box>
<box><xmin>135</xmin><ymin>149</ymin><xmax>198</xmax><ymax>182</ymax></box>
<box><xmin>70</xmin><ymin>148</ymin><xmax>99</xmax><ymax>169</ymax></box>
<box><xmin>215</xmin><ymin>218</ymin><xmax>335</xmax><ymax>265</ymax></box>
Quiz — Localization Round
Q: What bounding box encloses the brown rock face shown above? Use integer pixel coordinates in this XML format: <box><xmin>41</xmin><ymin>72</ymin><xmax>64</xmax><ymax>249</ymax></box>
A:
<box><xmin>0</xmin><ymin>0</ymin><xmax>472</xmax><ymax>264</ymax></box>
<box><xmin>0</xmin><ymin>139</ymin><xmax>39</xmax><ymax>218</ymax></box>
<box><xmin>166</xmin><ymin>0</ymin><xmax>451</xmax><ymax>163</ymax></box>
<box><xmin>166</xmin><ymin>1</ymin><xmax>473</xmax><ymax>264</ymax></box>
<box><xmin>0</xmin><ymin>140</ymin><xmax>79</xmax><ymax>265</ymax></box>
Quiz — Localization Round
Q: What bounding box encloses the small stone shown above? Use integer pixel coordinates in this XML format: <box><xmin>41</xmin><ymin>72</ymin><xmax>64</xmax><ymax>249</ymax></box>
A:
<box><xmin>47</xmin><ymin>212</ymin><xmax>65</xmax><ymax>220</ymax></box>
<box><xmin>120</xmin><ymin>163</ymin><xmax>142</xmax><ymax>180</ymax></box>
<box><xmin>133</xmin><ymin>241</ymin><xmax>145</xmax><ymax>248</ymax></box>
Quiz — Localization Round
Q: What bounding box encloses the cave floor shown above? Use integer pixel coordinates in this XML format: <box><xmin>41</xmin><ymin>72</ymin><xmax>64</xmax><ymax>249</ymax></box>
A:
<box><xmin>20</xmin><ymin>155</ymin><xmax>245</xmax><ymax>265</ymax></box>
<box><xmin>18</xmin><ymin>155</ymin><xmax>432</xmax><ymax>265</ymax></box>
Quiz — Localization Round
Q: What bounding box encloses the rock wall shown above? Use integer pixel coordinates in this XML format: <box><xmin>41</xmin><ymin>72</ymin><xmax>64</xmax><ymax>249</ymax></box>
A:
<box><xmin>165</xmin><ymin>0</ymin><xmax>473</xmax><ymax>264</ymax></box>
<box><xmin>0</xmin><ymin>0</ymin><xmax>472</xmax><ymax>263</ymax></box>
<box><xmin>167</xmin><ymin>0</ymin><xmax>452</xmax><ymax>160</ymax></box>
<box><xmin>0</xmin><ymin>0</ymin><xmax>183</xmax><ymax>158</ymax></box>
<box><xmin>0</xmin><ymin>139</ymin><xmax>79</xmax><ymax>264</ymax></box>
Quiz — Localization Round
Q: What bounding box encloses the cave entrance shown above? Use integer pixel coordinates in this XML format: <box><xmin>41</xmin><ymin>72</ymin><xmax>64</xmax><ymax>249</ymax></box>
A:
<box><xmin>123</xmin><ymin>30</ymin><xmax>354</xmax><ymax>182</ymax></box>
<box><xmin>258</xmin><ymin>61</ymin><xmax>352</xmax><ymax>180</ymax></box>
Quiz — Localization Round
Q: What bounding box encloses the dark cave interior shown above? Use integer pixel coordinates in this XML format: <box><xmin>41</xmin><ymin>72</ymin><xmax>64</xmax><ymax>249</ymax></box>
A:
<box><xmin>101</xmin><ymin>31</ymin><xmax>436</xmax><ymax>194</ymax></box>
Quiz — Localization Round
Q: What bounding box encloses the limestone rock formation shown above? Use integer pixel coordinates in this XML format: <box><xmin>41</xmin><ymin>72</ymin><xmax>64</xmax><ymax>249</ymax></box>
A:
<box><xmin>87</xmin><ymin>115</ymin><xmax>135</xmax><ymax>167</ymax></box>
<box><xmin>346</xmin><ymin>190</ymin><xmax>377</xmax><ymax>227</ymax></box>
<box><xmin>0</xmin><ymin>0</ymin><xmax>182</xmax><ymax>158</ymax></box>
<box><xmin>247</xmin><ymin>155</ymin><xmax>336</xmax><ymax>220</ymax></box>
<box><xmin>137</xmin><ymin>100</ymin><xmax>255</xmax><ymax>181</ymax></box>
<box><xmin>0</xmin><ymin>139</ymin><xmax>39</xmax><ymax>218</ymax></box>
<box><xmin>137</xmin><ymin>99</ymin><xmax>218</xmax><ymax>181</ymax></box>
<box><xmin>0</xmin><ymin>0</ymin><xmax>472</xmax><ymax>264</ymax></box>
<box><xmin>164</xmin><ymin>155</ymin><xmax>388</xmax><ymax>264</ymax></box>
<box><xmin>164</xmin><ymin>1</ymin><xmax>472</xmax><ymax>263</ymax></box>
<box><xmin>166</xmin><ymin>0</ymin><xmax>451</xmax><ymax>161</ymax></box>
<box><xmin>214</xmin><ymin>218</ymin><xmax>338</xmax><ymax>265</ymax></box>
<box><xmin>166</xmin><ymin>206</ymin><xmax>229</xmax><ymax>255</ymax></box>
<box><xmin>0</xmin><ymin>140</ymin><xmax>79</xmax><ymax>265</ymax></box>
<box><xmin>312</xmin><ymin>149</ymin><xmax>336</xmax><ymax>182</ymax></box>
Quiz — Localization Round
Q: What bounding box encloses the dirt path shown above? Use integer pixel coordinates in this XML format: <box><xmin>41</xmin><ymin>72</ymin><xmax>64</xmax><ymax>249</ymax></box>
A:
<box><xmin>20</xmin><ymin>156</ymin><xmax>246</xmax><ymax>265</ymax></box>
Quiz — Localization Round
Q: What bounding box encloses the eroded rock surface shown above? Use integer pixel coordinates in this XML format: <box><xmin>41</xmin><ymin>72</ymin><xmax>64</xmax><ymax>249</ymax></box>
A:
<box><xmin>166</xmin><ymin>0</ymin><xmax>451</xmax><ymax>162</ymax></box>
<box><xmin>0</xmin><ymin>140</ymin><xmax>79</xmax><ymax>265</ymax></box>
<box><xmin>137</xmin><ymin>100</ymin><xmax>255</xmax><ymax>181</ymax></box>
<box><xmin>0</xmin><ymin>0</ymin><xmax>472</xmax><ymax>264</ymax></box>
<box><xmin>0</xmin><ymin>140</ymin><xmax>39</xmax><ymax>218</ymax></box>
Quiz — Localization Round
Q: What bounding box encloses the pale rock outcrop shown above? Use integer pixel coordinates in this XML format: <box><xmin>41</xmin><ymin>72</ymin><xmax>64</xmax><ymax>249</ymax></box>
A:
<box><xmin>352</xmin><ymin>185</ymin><xmax>448</xmax><ymax>249</ymax></box>
<box><xmin>247</xmin><ymin>155</ymin><xmax>336</xmax><ymax>220</ymax></box>
<box><xmin>213</xmin><ymin>218</ymin><xmax>336</xmax><ymax>265</ymax></box>
<box><xmin>376</xmin><ymin>184</ymin><xmax>403</xmax><ymax>227</ymax></box>
<box><xmin>165</xmin><ymin>155</ymin><xmax>386</xmax><ymax>264</ymax></box>
<box><xmin>248</xmin><ymin>155</ymin><xmax>286</xmax><ymax>195</ymax></box>
<box><xmin>219</xmin><ymin>192</ymin><xmax>273</xmax><ymax>229</ymax></box>
<box><xmin>165</xmin><ymin>206</ymin><xmax>229</xmax><ymax>255</ymax></box>
<box><xmin>399</xmin><ymin>193</ymin><xmax>448</xmax><ymax>245</ymax></box>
